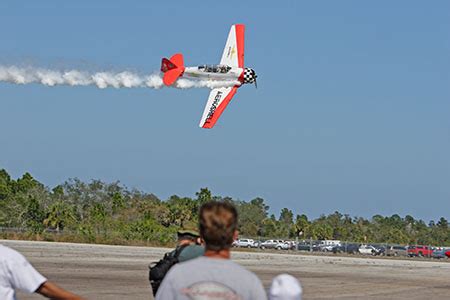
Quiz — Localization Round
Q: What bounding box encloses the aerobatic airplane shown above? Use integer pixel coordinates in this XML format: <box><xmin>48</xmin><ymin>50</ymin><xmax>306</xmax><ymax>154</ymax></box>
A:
<box><xmin>160</xmin><ymin>24</ymin><xmax>257</xmax><ymax>128</ymax></box>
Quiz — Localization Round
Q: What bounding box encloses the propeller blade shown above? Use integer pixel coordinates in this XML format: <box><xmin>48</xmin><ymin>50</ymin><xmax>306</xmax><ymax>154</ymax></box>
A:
<box><xmin>254</xmin><ymin>79</ymin><xmax>258</xmax><ymax>89</ymax></box>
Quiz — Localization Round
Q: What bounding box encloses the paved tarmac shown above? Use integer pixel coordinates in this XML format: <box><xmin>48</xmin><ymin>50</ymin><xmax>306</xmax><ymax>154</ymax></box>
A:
<box><xmin>2</xmin><ymin>240</ymin><xmax>450</xmax><ymax>299</ymax></box>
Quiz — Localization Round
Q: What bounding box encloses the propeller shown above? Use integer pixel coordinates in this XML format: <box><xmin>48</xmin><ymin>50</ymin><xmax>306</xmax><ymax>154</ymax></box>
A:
<box><xmin>254</xmin><ymin>79</ymin><xmax>257</xmax><ymax>89</ymax></box>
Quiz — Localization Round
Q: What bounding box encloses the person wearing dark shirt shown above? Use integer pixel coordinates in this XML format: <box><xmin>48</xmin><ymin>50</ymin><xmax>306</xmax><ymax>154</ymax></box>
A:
<box><xmin>173</xmin><ymin>230</ymin><xmax>204</xmax><ymax>263</ymax></box>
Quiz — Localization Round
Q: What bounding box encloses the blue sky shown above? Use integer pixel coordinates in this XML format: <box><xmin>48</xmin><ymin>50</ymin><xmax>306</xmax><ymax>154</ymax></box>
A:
<box><xmin>1</xmin><ymin>1</ymin><xmax>449</xmax><ymax>221</ymax></box>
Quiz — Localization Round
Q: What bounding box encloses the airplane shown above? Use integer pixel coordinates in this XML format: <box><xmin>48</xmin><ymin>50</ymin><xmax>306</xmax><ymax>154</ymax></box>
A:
<box><xmin>160</xmin><ymin>24</ymin><xmax>257</xmax><ymax>129</ymax></box>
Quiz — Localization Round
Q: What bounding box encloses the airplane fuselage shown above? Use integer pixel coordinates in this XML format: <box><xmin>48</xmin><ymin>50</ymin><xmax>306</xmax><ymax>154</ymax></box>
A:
<box><xmin>183</xmin><ymin>65</ymin><xmax>256</xmax><ymax>86</ymax></box>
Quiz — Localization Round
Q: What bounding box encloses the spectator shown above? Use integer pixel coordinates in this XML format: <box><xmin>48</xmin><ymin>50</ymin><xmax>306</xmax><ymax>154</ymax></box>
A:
<box><xmin>175</xmin><ymin>229</ymin><xmax>204</xmax><ymax>263</ymax></box>
<box><xmin>0</xmin><ymin>244</ymin><xmax>83</xmax><ymax>300</ymax></box>
<box><xmin>269</xmin><ymin>274</ymin><xmax>302</xmax><ymax>300</ymax></box>
<box><xmin>149</xmin><ymin>229</ymin><xmax>204</xmax><ymax>295</ymax></box>
<box><xmin>156</xmin><ymin>201</ymin><xmax>267</xmax><ymax>300</ymax></box>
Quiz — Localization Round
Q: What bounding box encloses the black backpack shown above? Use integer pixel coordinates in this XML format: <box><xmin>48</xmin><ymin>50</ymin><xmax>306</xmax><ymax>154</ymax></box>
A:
<box><xmin>148</xmin><ymin>244</ymin><xmax>188</xmax><ymax>296</ymax></box>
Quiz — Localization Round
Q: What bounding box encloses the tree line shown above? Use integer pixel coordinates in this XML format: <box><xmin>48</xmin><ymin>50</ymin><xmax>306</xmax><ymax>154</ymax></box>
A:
<box><xmin>0</xmin><ymin>169</ymin><xmax>448</xmax><ymax>246</ymax></box>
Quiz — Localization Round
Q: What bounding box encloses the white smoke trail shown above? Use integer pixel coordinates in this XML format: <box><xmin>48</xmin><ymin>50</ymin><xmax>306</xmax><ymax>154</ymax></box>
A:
<box><xmin>0</xmin><ymin>66</ymin><xmax>240</xmax><ymax>89</ymax></box>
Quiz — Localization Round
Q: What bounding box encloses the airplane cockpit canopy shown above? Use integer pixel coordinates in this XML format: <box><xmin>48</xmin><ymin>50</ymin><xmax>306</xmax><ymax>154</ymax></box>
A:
<box><xmin>198</xmin><ymin>65</ymin><xmax>231</xmax><ymax>73</ymax></box>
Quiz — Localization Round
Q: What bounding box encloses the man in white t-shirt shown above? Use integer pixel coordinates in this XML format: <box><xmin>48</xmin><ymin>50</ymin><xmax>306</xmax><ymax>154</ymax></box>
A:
<box><xmin>0</xmin><ymin>244</ymin><xmax>83</xmax><ymax>300</ymax></box>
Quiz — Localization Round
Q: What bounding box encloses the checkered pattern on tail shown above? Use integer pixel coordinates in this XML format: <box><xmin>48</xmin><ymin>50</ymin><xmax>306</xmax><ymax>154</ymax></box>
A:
<box><xmin>243</xmin><ymin>68</ymin><xmax>257</xmax><ymax>83</ymax></box>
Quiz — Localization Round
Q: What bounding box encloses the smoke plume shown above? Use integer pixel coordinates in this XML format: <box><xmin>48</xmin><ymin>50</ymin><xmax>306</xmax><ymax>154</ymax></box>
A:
<box><xmin>0</xmin><ymin>66</ymin><xmax>240</xmax><ymax>89</ymax></box>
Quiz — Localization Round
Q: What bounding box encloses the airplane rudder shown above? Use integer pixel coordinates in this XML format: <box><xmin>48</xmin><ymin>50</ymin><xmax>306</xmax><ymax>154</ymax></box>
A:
<box><xmin>161</xmin><ymin>58</ymin><xmax>175</xmax><ymax>73</ymax></box>
<box><xmin>169</xmin><ymin>53</ymin><xmax>184</xmax><ymax>68</ymax></box>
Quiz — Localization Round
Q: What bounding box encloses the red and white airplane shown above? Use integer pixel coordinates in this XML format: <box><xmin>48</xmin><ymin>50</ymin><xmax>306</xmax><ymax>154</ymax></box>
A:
<box><xmin>160</xmin><ymin>24</ymin><xmax>257</xmax><ymax>128</ymax></box>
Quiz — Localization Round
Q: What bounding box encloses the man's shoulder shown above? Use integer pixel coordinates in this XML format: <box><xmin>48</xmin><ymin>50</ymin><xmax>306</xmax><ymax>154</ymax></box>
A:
<box><xmin>178</xmin><ymin>245</ymin><xmax>204</xmax><ymax>262</ymax></box>
<box><xmin>171</xmin><ymin>255</ymin><xmax>205</xmax><ymax>270</ymax></box>
<box><xmin>0</xmin><ymin>244</ymin><xmax>24</xmax><ymax>262</ymax></box>
<box><xmin>181</xmin><ymin>244</ymin><xmax>204</xmax><ymax>252</ymax></box>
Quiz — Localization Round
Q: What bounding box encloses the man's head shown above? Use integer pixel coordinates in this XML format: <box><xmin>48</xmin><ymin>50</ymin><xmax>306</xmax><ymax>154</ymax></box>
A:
<box><xmin>199</xmin><ymin>201</ymin><xmax>238</xmax><ymax>251</ymax></box>
<box><xmin>177</xmin><ymin>229</ymin><xmax>200</xmax><ymax>245</ymax></box>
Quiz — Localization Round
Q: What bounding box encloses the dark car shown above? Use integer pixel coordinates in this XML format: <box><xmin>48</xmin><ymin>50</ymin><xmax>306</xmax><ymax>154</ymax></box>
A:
<box><xmin>332</xmin><ymin>243</ymin><xmax>360</xmax><ymax>254</ymax></box>
<box><xmin>370</xmin><ymin>244</ymin><xmax>386</xmax><ymax>256</ymax></box>
<box><xmin>432</xmin><ymin>249</ymin><xmax>447</xmax><ymax>259</ymax></box>
<box><xmin>297</xmin><ymin>243</ymin><xmax>320</xmax><ymax>252</ymax></box>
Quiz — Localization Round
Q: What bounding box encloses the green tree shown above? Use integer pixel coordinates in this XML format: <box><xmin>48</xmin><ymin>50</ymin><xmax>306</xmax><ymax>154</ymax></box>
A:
<box><xmin>44</xmin><ymin>201</ymin><xmax>77</xmax><ymax>231</ymax></box>
<box><xmin>278</xmin><ymin>208</ymin><xmax>294</xmax><ymax>238</ymax></box>
<box><xmin>14</xmin><ymin>172</ymin><xmax>42</xmax><ymax>193</ymax></box>
<box><xmin>236</xmin><ymin>198</ymin><xmax>268</xmax><ymax>237</ymax></box>
<box><xmin>111</xmin><ymin>192</ymin><xmax>126</xmax><ymax>214</ymax></box>
<box><xmin>167</xmin><ymin>195</ymin><xmax>197</xmax><ymax>228</ymax></box>
<box><xmin>196</xmin><ymin>188</ymin><xmax>212</xmax><ymax>205</ymax></box>
<box><xmin>24</xmin><ymin>197</ymin><xmax>45</xmax><ymax>233</ymax></box>
<box><xmin>295</xmin><ymin>214</ymin><xmax>310</xmax><ymax>238</ymax></box>
<box><xmin>309</xmin><ymin>221</ymin><xmax>333</xmax><ymax>240</ymax></box>
<box><xmin>0</xmin><ymin>169</ymin><xmax>12</xmax><ymax>200</ymax></box>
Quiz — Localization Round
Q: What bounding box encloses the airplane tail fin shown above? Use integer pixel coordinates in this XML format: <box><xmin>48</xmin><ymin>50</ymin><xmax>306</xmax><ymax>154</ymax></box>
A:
<box><xmin>160</xmin><ymin>53</ymin><xmax>185</xmax><ymax>86</ymax></box>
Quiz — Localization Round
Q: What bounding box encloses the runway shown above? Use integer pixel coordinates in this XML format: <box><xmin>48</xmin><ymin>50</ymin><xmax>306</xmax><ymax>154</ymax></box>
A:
<box><xmin>2</xmin><ymin>240</ymin><xmax>450</xmax><ymax>299</ymax></box>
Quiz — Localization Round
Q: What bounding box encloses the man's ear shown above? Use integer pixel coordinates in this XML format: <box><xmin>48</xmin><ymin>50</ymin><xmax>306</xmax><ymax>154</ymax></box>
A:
<box><xmin>233</xmin><ymin>230</ymin><xmax>239</xmax><ymax>241</ymax></box>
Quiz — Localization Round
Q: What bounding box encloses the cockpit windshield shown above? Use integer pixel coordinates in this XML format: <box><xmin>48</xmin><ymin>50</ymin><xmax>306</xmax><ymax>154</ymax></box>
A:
<box><xmin>198</xmin><ymin>65</ymin><xmax>231</xmax><ymax>73</ymax></box>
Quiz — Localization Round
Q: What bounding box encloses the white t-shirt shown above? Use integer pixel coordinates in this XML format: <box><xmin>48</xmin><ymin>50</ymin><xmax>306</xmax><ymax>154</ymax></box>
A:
<box><xmin>0</xmin><ymin>244</ymin><xmax>47</xmax><ymax>300</ymax></box>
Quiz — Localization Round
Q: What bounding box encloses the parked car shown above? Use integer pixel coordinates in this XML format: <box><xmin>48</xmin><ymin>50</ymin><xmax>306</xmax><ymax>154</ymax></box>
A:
<box><xmin>260</xmin><ymin>240</ymin><xmax>283</xmax><ymax>249</ymax></box>
<box><xmin>432</xmin><ymin>249</ymin><xmax>447</xmax><ymax>259</ymax></box>
<box><xmin>297</xmin><ymin>243</ymin><xmax>321</xmax><ymax>252</ymax></box>
<box><xmin>386</xmin><ymin>245</ymin><xmax>407</xmax><ymax>257</ymax></box>
<box><xmin>318</xmin><ymin>240</ymin><xmax>341</xmax><ymax>251</ymax></box>
<box><xmin>282</xmin><ymin>241</ymin><xmax>297</xmax><ymax>250</ymax></box>
<box><xmin>319</xmin><ymin>240</ymin><xmax>341</xmax><ymax>247</ymax></box>
<box><xmin>275</xmin><ymin>241</ymin><xmax>290</xmax><ymax>250</ymax></box>
<box><xmin>407</xmin><ymin>245</ymin><xmax>433</xmax><ymax>257</ymax></box>
<box><xmin>446</xmin><ymin>250</ymin><xmax>450</xmax><ymax>258</ymax></box>
<box><xmin>297</xmin><ymin>243</ymin><xmax>312</xmax><ymax>251</ymax></box>
<box><xmin>370</xmin><ymin>244</ymin><xmax>386</xmax><ymax>256</ymax></box>
<box><xmin>332</xmin><ymin>243</ymin><xmax>360</xmax><ymax>254</ymax></box>
<box><xmin>234</xmin><ymin>238</ymin><xmax>255</xmax><ymax>248</ymax></box>
<box><xmin>251</xmin><ymin>240</ymin><xmax>262</xmax><ymax>248</ymax></box>
<box><xmin>320</xmin><ymin>244</ymin><xmax>335</xmax><ymax>252</ymax></box>
<box><xmin>358</xmin><ymin>245</ymin><xmax>381</xmax><ymax>255</ymax></box>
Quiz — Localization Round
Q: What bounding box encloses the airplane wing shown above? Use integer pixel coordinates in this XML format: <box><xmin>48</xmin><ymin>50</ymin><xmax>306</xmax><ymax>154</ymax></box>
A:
<box><xmin>220</xmin><ymin>24</ymin><xmax>245</xmax><ymax>68</ymax></box>
<box><xmin>199</xmin><ymin>86</ymin><xmax>238</xmax><ymax>128</ymax></box>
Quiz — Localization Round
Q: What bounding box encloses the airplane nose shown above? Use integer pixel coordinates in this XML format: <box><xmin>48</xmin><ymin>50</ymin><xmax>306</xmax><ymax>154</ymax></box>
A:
<box><xmin>244</xmin><ymin>68</ymin><xmax>257</xmax><ymax>84</ymax></box>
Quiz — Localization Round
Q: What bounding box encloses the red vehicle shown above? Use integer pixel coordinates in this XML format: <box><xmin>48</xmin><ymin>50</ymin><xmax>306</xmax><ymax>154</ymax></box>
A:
<box><xmin>446</xmin><ymin>250</ymin><xmax>450</xmax><ymax>258</ymax></box>
<box><xmin>407</xmin><ymin>245</ymin><xmax>433</xmax><ymax>257</ymax></box>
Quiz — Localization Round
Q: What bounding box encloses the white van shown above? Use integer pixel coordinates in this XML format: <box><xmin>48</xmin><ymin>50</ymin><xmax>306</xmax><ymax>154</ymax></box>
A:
<box><xmin>319</xmin><ymin>240</ymin><xmax>341</xmax><ymax>251</ymax></box>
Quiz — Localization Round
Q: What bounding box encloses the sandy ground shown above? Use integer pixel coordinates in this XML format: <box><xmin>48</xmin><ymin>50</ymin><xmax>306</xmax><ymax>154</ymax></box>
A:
<box><xmin>2</xmin><ymin>240</ymin><xmax>450</xmax><ymax>299</ymax></box>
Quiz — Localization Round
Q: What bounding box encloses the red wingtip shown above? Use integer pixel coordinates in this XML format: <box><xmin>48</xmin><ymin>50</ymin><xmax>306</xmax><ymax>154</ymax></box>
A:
<box><xmin>234</xmin><ymin>25</ymin><xmax>245</xmax><ymax>68</ymax></box>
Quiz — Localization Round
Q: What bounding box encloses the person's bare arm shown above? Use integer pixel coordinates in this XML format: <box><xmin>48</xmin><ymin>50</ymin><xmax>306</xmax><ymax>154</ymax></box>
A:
<box><xmin>36</xmin><ymin>281</ymin><xmax>84</xmax><ymax>300</ymax></box>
